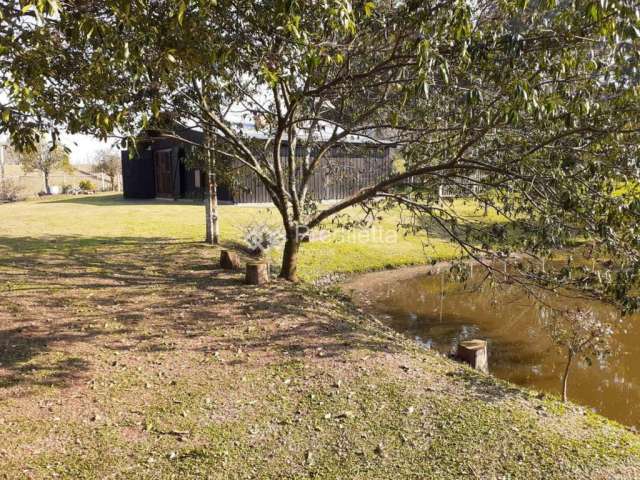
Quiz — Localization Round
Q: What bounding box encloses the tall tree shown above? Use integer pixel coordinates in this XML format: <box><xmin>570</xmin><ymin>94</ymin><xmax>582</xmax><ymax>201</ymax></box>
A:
<box><xmin>92</xmin><ymin>148</ymin><xmax>122</xmax><ymax>191</ymax></box>
<box><xmin>3</xmin><ymin>1</ymin><xmax>640</xmax><ymax>305</ymax></box>
<box><xmin>94</xmin><ymin>0</ymin><xmax>640</xmax><ymax>284</ymax></box>
<box><xmin>0</xmin><ymin>1</ymin><xmax>71</xmax><ymax>150</ymax></box>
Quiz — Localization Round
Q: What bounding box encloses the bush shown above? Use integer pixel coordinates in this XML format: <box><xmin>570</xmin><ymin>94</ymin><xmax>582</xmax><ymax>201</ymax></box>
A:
<box><xmin>61</xmin><ymin>184</ymin><xmax>74</xmax><ymax>194</ymax></box>
<box><xmin>79</xmin><ymin>180</ymin><xmax>96</xmax><ymax>192</ymax></box>
<box><xmin>0</xmin><ymin>179</ymin><xmax>25</xmax><ymax>202</ymax></box>
<box><xmin>242</xmin><ymin>221</ymin><xmax>284</xmax><ymax>256</ymax></box>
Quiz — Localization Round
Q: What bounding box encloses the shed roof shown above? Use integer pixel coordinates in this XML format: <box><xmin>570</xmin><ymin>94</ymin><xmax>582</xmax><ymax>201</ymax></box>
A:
<box><xmin>138</xmin><ymin>120</ymin><xmax>393</xmax><ymax>147</ymax></box>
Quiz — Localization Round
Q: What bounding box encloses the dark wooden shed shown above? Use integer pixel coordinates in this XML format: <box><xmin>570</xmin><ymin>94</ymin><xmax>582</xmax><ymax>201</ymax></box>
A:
<box><xmin>121</xmin><ymin>128</ymin><xmax>393</xmax><ymax>204</ymax></box>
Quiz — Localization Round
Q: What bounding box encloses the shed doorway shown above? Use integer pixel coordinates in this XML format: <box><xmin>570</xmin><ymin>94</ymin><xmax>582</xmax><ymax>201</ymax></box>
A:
<box><xmin>154</xmin><ymin>150</ymin><xmax>173</xmax><ymax>198</ymax></box>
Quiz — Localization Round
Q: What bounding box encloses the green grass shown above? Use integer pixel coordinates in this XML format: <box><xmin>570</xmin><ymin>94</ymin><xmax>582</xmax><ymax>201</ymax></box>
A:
<box><xmin>0</xmin><ymin>194</ymin><xmax>499</xmax><ymax>281</ymax></box>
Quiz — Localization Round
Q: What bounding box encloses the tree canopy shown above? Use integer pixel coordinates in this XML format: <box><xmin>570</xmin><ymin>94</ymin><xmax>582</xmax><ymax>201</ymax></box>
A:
<box><xmin>92</xmin><ymin>148</ymin><xmax>121</xmax><ymax>191</ymax></box>
<box><xmin>18</xmin><ymin>137</ymin><xmax>71</xmax><ymax>193</ymax></box>
<box><xmin>2</xmin><ymin>1</ymin><xmax>640</xmax><ymax>303</ymax></box>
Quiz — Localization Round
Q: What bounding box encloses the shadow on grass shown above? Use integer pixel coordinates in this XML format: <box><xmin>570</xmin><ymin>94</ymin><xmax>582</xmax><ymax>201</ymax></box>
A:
<box><xmin>446</xmin><ymin>364</ymin><xmax>535</xmax><ymax>404</ymax></box>
<box><xmin>0</xmin><ymin>234</ymin><xmax>396</xmax><ymax>395</ymax></box>
<box><xmin>45</xmin><ymin>194</ymin><xmax>205</xmax><ymax>207</ymax></box>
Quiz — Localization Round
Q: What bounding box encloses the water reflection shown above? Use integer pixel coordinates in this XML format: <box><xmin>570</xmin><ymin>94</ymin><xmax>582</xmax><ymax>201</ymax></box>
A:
<box><xmin>366</xmin><ymin>272</ymin><xmax>639</xmax><ymax>427</ymax></box>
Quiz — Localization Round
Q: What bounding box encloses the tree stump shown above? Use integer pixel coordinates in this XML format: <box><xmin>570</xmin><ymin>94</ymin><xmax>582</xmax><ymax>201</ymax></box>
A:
<box><xmin>245</xmin><ymin>262</ymin><xmax>270</xmax><ymax>285</ymax></box>
<box><xmin>220</xmin><ymin>250</ymin><xmax>241</xmax><ymax>270</ymax></box>
<box><xmin>456</xmin><ymin>339</ymin><xmax>489</xmax><ymax>373</ymax></box>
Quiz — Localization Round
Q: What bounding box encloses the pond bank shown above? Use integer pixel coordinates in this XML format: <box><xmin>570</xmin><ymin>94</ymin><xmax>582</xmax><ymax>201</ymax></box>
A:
<box><xmin>341</xmin><ymin>261</ymin><xmax>640</xmax><ymax>429</ymax></box>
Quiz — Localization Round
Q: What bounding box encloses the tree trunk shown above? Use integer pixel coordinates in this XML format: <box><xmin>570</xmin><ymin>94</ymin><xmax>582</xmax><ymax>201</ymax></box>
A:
<box><xmin>44</xmin><ymin>171</ymin><xmax>51</xmax><ymax>194</ymax></box>
<box><xmin>279</xmin><ymin>234</ymin><xmax>300</xmax><ymax>281</ymax></box>
<box><xmin>204</xmin><ymin>140</ymin><xmax>219</xmax><ymax>245</ymax></box>
<box><xmin>561</xmin><ymin>350</ymin><xmax>573</xmax><ymax>403</ymax></box>
<box><xmin>246</xmin><ymin>261</ymin><xmax>270</xmax><ymax>285</ymax></box>
<box><xmin>204</xmin><ymin>176</ymin><xmax>219</xmax><ymax>245</ymax></box>
<box><xmin>0</xmin><ymin>145</ymin><xmax>5</xmax><ymax>199</ymax></box>
<box><xmin>0</xmin><ymin>146</ymin><xmax>5</xmax><ymax>181</ymax></box>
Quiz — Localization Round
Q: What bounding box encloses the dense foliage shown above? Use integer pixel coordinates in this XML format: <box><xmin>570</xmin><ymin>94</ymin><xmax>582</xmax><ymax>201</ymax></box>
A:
<box><xmin>1</xmin><ymin>1</ymin><xmax>639</xmax><ymax>304</ymax></box>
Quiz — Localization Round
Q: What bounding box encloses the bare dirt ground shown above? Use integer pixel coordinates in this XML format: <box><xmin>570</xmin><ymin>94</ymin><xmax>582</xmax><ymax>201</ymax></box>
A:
<box><xmin>1</xmin><ymin>236</ymin><xmax>639</xmax><ymax>479</ymax></box>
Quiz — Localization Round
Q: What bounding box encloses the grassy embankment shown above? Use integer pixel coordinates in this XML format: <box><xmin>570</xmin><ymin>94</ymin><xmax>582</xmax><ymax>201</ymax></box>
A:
<box><xmin>0</xmin><ymin>194</ymin><xmax>638</xmax><ymax>479</ymax></box>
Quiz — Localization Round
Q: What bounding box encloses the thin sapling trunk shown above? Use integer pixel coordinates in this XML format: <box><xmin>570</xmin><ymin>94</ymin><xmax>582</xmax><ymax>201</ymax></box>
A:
<box><xmin>44</xmin><ymin>171</ymin><xmax>51</xmax><ymax>194</ymax></box>
<box><xmin>204</xmin><ymin>134</ymin><xmax>220</xmax><ymax>245</ymax></box>
<box><xmin>561</xmin><ymin>349</ymin><xmax>574</xmax><ymax>403</ymax></box>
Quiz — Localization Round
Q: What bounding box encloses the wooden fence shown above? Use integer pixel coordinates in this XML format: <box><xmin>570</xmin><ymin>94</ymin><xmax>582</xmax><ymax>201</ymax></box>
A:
<box><xmin>232</xmin><ymin>144</ymin><xmax>393</xmax><ymax>203</ymax></box>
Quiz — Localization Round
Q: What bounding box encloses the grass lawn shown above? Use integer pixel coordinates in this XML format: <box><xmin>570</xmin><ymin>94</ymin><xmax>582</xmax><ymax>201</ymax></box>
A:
<box><xmin>1</xmin><ymin>194</ymin><xmax>478</xmax><ymax>281</ymax></box>
<box><xmin>1</xmin><ymin>194</ymin><xmax>639</xmax><ymax>479</ymax></box>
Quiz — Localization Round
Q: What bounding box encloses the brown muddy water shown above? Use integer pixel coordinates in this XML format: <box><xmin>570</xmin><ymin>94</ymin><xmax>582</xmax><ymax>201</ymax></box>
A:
<box><xmin>347</xmin><ymin>267</ymin><xmax>640</xmax><ymax>428</ymax></box>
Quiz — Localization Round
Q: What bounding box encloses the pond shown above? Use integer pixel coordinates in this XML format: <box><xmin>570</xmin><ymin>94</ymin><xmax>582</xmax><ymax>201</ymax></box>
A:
<box><xmin>347</xmin><ymin>266</ymin><xmax>640</xmax><ymax>428</ymax></box>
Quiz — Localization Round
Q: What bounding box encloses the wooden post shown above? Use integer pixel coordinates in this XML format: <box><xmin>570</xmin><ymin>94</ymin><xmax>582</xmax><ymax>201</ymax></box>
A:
<box><xmin>457</xmin><ymin>339</ymin><xmax>489</xmax><ymax>373</ymax></box>
<box><xmin>245</xmin><ymin>262</ymin><xmax>270</xmax><ymax>285</ymax></box>
<box><xmin>220</xmin><ymin>250</ymin><xmax>241</xmax><ymax>270</ymax></box>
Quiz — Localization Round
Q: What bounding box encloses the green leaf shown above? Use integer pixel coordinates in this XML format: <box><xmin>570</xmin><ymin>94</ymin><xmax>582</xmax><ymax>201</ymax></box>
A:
<box><xmin>177</xmin><ymin>2</ymin><xmax>187</xmax><ymax>26</ymax></box>
<box><xmin>46</xmin><ymin>0</ymin><xmax>59</xmax><ymax>16</ymax></box>
<box><xmin>364</xmin><ymin>2</ymin><xmax>375</xmax><ymax>17</ymax></box>
<box><xmin>439</xmin><ymin>63</ymin><xmax>449</xmax><ymax>85</ymax></box>
<box><xmin>260</xmin><ymin>64</ymin><xmax>279</xmax><ymax>86</ymax></box>
<box><xmin>390</xmin><ymin>111</ymin><xmax>398</xmax><ymax>127</ymax></box>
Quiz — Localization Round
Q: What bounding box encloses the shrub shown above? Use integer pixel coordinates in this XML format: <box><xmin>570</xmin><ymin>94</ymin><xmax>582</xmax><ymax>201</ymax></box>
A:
<box><xmin>79</xmin><ymin>180</ymin><xmax>96</xmax><ymax>192</ymax></box>
<box><xmin>0</xmin><ymin>179</ymin><xmax>25</xmax><ymax>202</ymax></box>
<box><xmin>242</xmin><ymin>221</ymin><xmax>284</xmax><ymax>256</ymax></box>
<box><xmin>61</xmin><ymin>184</ymin><xmax>74</xmax><ymax>194</ymax></box>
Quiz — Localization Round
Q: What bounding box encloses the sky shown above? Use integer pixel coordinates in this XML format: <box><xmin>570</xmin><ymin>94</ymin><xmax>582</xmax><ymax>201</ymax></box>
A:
<box><xmin>0</xmin><ymin>132</ymin><xmax>120</xmax><ymax>165</ymax></box>
<box><xmin>61</xmin><ymin>134</ymin><xmax>121</xmax><ymax>165</ymax></box>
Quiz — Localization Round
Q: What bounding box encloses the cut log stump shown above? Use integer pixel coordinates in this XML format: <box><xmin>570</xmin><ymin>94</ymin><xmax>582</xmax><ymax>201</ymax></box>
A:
<box><xmin>456</xmin><ymin>339</ymin><xmax>489</xmax><ymax>373</ymax></box>
<box><xmin>220</xmin><ymin>250</ymin><xmax>241</xmax><ymax>270</ymax></box>
<box><xmin>245</xmin><ymin>262</ymin><xmax>270</xmax><ymax>285</ymax></box>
